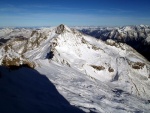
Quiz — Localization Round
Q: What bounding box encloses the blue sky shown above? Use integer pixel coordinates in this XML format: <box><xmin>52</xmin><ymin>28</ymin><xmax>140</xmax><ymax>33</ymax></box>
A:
<box><xmin>0</xmin><ymin>0</ymin><xmax>150</xmax><ymax>27</ymax></box>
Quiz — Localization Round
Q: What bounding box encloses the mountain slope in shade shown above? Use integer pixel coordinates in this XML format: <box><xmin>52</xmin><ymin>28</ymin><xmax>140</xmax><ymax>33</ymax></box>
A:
<box><xmin>0</xmin><ymin>24</ymin><xmax>150</xmax><ymax>113</ymax></box>
<box><xmin>0</xmin><ymin>66</ymin><xmax>85</xmax><ymax>113</ymax></box>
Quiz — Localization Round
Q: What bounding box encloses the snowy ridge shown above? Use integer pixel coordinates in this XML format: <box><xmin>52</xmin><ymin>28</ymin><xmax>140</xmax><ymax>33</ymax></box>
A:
<box><xmin>0</xmin><ymin>24</ymin><xmax>150</xmax><ymax>112</ymax></box>
<box><xmin>77</xmin><ymin>25</ymin><xmax>150</xmax><ymax>61</ymax></box>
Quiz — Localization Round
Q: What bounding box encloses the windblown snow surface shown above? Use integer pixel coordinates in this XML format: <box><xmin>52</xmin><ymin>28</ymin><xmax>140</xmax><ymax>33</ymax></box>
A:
<box><xmin>0</xmin><ymin>24</ymin><xmax>150</xmax><ymax>113</ymax></box>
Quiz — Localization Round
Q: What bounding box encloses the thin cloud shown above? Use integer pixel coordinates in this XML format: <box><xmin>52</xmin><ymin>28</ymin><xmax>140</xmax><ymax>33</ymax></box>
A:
<box><xmin>0</xmin><ymin>4</ymin><xmax>134</xmax><ymax>14</ymax></box>
<box><xmin>110</xmin><ymin>8</ymin><xmax>134</xmax><ymax>13</ymax></box>
<box><xmin>0</xmin><ymin>4</ymin><xmax>87</xmax><ymax>14</ymax></box>
<box><xmin>22</xmin><ymin>4</ymin><xmax>61</xmax><ymax>8</ymax></box>
<box><xmin>0</xmin><ymin>4</ymin><xmax>150</xmax><ymax>27</ymax></box>
<box><xmin>0</xmin><ymin>4</ymin><xmax>26</xmax><ymax>12</ymax></box>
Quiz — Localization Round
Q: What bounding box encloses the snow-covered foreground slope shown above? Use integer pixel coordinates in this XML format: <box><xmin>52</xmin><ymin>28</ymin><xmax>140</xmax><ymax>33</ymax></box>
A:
<box><xmin>36</xmin><ymin>60</ymin><xmax>150</xmax><ymax>113</ymax></box>
<box><xmin>0</xmin><ymin>24</ymin><xmax>150</xmax><ymax>113</ymax></box>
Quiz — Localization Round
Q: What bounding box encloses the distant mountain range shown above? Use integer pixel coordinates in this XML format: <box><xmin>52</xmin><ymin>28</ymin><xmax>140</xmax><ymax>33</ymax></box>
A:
<box><xmin>77</xmin><ymin>25</ymin><xmax>150</xmax><ymax>61</ymax></box>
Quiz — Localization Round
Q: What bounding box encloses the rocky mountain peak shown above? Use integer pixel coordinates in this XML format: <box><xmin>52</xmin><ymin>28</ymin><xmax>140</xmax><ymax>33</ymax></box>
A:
<box><xmin>55</xmin><ymin>24</ymin><xmax>65</xmax><ymax>34</ymax></box>
<box><xmin>55</xmin><ymin>24</ymin><xmax>72</xmax><ymax>34</ymax></box>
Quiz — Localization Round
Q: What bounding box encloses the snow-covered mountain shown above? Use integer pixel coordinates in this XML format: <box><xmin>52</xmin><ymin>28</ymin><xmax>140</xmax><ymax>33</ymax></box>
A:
<box><xmin>78</xmin><ymin>25</ymin><xmax>150</xmax><ymax>61</ymax></box>
<box><xmin>0</xmin><ymin>24</ymin><xmax>150</xmax><ymax>113</ymax></box>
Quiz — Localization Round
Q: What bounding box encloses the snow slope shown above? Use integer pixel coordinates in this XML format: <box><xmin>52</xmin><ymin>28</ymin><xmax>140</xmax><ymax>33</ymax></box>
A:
<box><xmin>0</xmin><ymin>24</ymin><xmax>150</xmax><ymax>113</ymax></box>
<box><xmin>37</xmin><ymin>60</ymin><xmax>150</xmax><ymax>113</ymax></box>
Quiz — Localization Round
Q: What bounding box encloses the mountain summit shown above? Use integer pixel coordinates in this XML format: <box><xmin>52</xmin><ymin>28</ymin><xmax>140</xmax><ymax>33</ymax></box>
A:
<box><xmin>0</xmin><ymin>24</ymin><xmax>150</xmax><ymax>112</ymax></box>
<box><xmin>55</xmin><ymin>24</ymin><xmax>68</xmax><ymax>34</ymax></box>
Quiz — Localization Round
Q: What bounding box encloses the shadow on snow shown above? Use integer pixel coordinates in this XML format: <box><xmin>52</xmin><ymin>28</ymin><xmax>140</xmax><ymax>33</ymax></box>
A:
<box><xmin>0</xmin><ymin>66</ymin><xmax>85</xmax><ymax>113</ymax></box>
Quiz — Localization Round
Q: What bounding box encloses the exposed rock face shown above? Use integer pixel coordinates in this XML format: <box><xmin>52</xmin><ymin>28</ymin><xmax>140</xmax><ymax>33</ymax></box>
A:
<box><xmin>55</xmin><ymin>24</ymin><xmax>65</xmax><ymax>34</ymax></box>
<box><xmin>0</xmin><ymin>28</ymin><xmax>50</xmax><ymax>68</ymax></box>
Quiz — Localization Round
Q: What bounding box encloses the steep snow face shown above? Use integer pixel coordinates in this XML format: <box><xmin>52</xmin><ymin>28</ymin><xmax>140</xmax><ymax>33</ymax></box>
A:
<box><xmin>51</xmin><ymin>28</ymin><xmax>119</xmax><ymax>82</ymax></box>
<box><xmin>0</xmin><ymin>24</ymin><xmax>150</xmax><ymax>112</ymax></box>
<box><xmin>49</xmin><ymin>25</ymin><xmax>150</xmax><ymax>99</ymax></box>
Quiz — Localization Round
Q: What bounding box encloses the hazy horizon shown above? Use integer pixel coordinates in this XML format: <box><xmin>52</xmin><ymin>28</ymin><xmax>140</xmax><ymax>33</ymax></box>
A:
<box><xmin>1</xmin><ymin>24</ymin><xmax>150</xmax><ymax>28</ymax></box>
